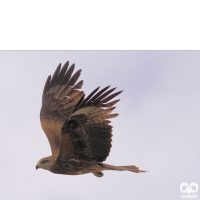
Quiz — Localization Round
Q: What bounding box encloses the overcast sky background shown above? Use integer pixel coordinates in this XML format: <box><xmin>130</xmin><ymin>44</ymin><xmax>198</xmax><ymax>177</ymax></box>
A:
<box><xmin>0</xmin><ymin>51</ymin><xmax>199</xmax><ymax>200</ymax></box>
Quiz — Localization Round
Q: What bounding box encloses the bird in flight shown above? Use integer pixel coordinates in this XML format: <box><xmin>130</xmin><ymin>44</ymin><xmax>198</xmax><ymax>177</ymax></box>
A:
<box><xmin>36</xmin><ymin>61</ymin><xmax>147</xmax><ymax>177</ymax></box>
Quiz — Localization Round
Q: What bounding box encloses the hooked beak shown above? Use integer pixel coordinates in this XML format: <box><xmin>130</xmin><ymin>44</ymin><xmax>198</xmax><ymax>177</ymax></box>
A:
<box><xmin>36</xmin><ymin>165</ymin><xmax>39</xmax><ymax>170</ymax></box>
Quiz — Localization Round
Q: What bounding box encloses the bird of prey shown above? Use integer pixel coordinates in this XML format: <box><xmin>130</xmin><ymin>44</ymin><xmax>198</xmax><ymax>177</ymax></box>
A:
<box><xmin>36</xmin><ymin>61</ymin><xmax>146</xmax><ymax>177</ymax></box>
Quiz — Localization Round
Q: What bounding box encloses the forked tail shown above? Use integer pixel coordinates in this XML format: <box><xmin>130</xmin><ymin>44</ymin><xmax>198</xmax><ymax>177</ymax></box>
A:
<box><xmin>101</xmin><ymin>163</ymin><xmax>148</xmax><ymax>173</ymax></box>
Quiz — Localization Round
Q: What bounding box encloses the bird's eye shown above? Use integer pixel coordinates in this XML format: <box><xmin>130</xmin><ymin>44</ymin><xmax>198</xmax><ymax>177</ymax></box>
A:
<box><xmin>41</xmin><ymin>160</ymin><xmax>49</xmax><ymax>164</ymax></box>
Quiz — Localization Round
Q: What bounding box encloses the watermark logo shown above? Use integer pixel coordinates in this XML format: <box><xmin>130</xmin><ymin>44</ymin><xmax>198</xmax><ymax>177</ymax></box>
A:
<box><xmin>180</xmin><ymin>182</ymin><xmax>198</xmax><ymax>199</ymax></box>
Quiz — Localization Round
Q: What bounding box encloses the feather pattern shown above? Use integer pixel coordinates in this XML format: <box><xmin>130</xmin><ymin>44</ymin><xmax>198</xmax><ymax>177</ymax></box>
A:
<box><xmin>37</xmin><ymin>61</ymin><xmax>147</xmax><ymax>176</ymax></box>
<box><xmin>40</xmin><ymin>61</ymin><xmax>84</xmax><ymax>157</ymax></box>
<box><xmin>57</xmin><ymin>86</ymin><xmax>122</xmax><ymax>163</ymax></box>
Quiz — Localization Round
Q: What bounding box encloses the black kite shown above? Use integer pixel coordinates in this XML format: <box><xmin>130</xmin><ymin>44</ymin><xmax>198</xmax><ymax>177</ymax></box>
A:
<box><xmin>36</xmin><ymin>61</ymin><xmax>146</xmax><ymax>177</ymax></box>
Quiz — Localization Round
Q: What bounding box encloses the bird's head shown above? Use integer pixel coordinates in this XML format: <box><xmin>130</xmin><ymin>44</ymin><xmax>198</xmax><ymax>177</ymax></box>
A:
<box><xmin>36</xmin><ymin>156</ymin><xmax>53</xmax><ymax>171</ymax></box>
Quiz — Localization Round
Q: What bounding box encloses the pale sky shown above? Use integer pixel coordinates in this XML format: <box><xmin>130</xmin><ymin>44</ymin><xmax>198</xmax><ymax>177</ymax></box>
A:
<box><xmin>0</xmin><ymin>51</ymin><xmax>199</xmax><ymax>200</ymax></box>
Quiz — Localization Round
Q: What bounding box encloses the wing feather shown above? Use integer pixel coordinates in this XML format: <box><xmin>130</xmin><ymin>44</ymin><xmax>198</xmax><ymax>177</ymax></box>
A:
<box><xmin>101</xmin><ymin>91</ymin><xmax>123</xmax><ymax>103</ymax></box>
<box><xmin>91</xmin><ymin>87</ymin><xmax>116</xmax><ymax>106</ymax></box>
<box><xmin>67</xmin><ymin>69</ymin><xmax>82</xmax><ymax>87</ymax></box>
<box><xmin>62</xmin><ymin>64</ymin><xmax>75</xmax><ymax>85</ymax></box>
<box><xmin>57</xmin><ymin>86</ymin><xmax>122</xmax><ymax>162</ymax></box>
<box><xmin>102</xmin><ymin>99</ymin><xmax>120</xmax><ymax>107</ymax></box>
<box><xmin>87</xmin><ymin>86</ymin><xmax>111</xmax><ymax>105</ymax></box>
<box><xmin>73</xmin><ymin>80</ymin><xmax>83</xmax><ymax>89</ymax></box>
<box><xmin>51</xmin><ymin>64</ymin><xmax>62</xmax><ymax>85</ymax></box>
<box><xmin>78</xmin><ymin>86</ymin><xmax>100</xmax><ymax>109</ymax></box>
<box><xmin>40</xmin><ymin>61</ymin><xmax>84</xmax><ymax>158</ymax></box>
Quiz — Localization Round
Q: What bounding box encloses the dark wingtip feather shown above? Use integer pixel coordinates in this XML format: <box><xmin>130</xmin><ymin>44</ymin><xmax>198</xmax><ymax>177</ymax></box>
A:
<box><xmin>92</xmin><ymin>87</ymin><xmax>116</xmax><ymax>106</ymax></box>
<box><xmin>102</xmin><ymin>99</ymin><xmax>120</xmax><ymax>107</ymax></box>
<box><xmin>78</xmin><ymin>86</ymin><xmax>100</xmax><ymax>109</ymax></box>
<box><xmin>74</xmin><ymin>80</ymin><xmax>83</xmax><ymax>89</ymax></box>
<box><xmin>59</xmin><ymin>61</ymin><xmax>69</xmax><ymax>77</ymax></box>
<box><xmin>74</xmin><ymin>86</ymin><xmax>122</xmax><ymax>111</ymax></box>
<box><xmin>85</xmin><ymin>86</ymin><xmax>111</xmax><ymax>107</ymax></box>
<box><xmin>51</xmin><ymin>63</ymin><xmax>61</xmax><ymax>84</ymax></box>
<box><xmin>64</xmin><ymin>61</ymin><xmax>69</xmax><ymax>67</ymax></box>
<box><xmin>43</xmin><ymin>75</ymin><xmax>51</xmax><ymax>95</ymax></box>
<box><xmin>62</xmin><ymin>64</ymin><xmax>75</xmax><ymax>85</ymax></box>
<box><xmin>67</xmin><ymin>69</ymin><xmax>82</xmax><ymax>87</ymax></box>
<box><xmin>101</xmin><ymin>90</ymin><xmax>123</xmax><ymax>104</ymax></box>
<box><xmin>42</xmin><ymin>62</ymin><xmax>83</xmax><ymax>97</ymax></box>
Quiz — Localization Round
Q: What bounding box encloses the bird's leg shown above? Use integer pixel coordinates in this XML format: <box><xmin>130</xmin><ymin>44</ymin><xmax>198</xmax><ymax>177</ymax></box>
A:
<box><xmin>93</xmin><ymin>171</ymin><xmax>104</xmax><ymax>177</ymax></box>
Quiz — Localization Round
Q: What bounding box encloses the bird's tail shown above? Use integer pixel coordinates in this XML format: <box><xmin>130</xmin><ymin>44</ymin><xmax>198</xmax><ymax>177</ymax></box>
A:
<box><xmin>100</xmin><ymin>163</ymin><xmax>148</xmax><ymax>173</ymax></box>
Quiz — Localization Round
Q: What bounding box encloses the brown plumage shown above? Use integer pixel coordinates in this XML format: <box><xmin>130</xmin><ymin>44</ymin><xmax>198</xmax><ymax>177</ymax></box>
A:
<box><xmin>36</xmin><ymin>61</ymin><xmax>147</xmax><ymax>177</ymax></box>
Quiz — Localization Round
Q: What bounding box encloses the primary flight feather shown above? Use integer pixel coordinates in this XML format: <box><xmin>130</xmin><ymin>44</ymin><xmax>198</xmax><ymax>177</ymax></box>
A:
<box><xmin>36</xmin><ymin>61</ymin><xmax>147</xmax><ymax>177</ymax></box>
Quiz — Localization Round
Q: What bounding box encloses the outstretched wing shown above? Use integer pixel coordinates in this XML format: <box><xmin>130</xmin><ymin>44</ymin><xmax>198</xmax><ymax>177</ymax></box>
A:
<box><xmin>40</xmin><ymin>61</ymin><xmax>84</xmax><ymax>158</ymax></box>
<box><xmin>57</xmin><ymin>86</ymin><xmax>122</xmax><ymax>162</ymax></box>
